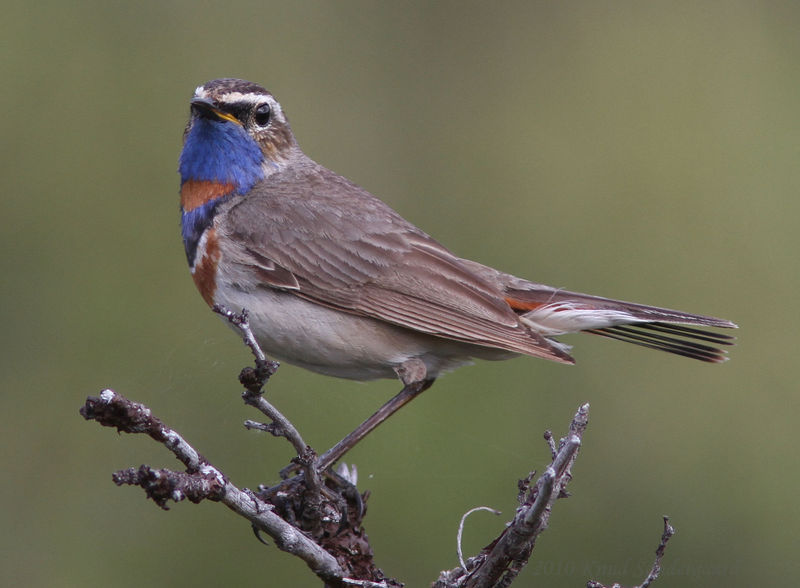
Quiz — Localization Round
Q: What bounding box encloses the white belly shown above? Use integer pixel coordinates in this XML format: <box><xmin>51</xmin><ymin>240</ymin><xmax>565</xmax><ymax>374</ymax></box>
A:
<box><xmin>213</xmin><ymin>282</ymin><xmax>513</xmax><ymax>381</ymax></box>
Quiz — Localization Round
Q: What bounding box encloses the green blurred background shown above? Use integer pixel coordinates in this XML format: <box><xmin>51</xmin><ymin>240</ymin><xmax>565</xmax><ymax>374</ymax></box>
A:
<box><xmin>2</xmin><ymin>1</ymin><xmax>797</xmax><ymax>586</ymax></box>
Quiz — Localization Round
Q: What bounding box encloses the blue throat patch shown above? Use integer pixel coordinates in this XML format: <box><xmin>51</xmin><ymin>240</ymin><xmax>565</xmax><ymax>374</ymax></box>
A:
<box><xmin>179</xmin><ymin>119</ymin><xmax>265</xmax><ymax>265</ymax></box>
<box><xmin>179</xmin><ymin>118</ymin><xmax>264</xmax><ymax>188</ymax></box>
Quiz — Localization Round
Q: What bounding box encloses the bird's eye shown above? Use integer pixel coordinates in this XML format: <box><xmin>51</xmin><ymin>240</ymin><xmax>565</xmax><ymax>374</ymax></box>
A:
<box><xmin>254</xmin><ymin>103</ymin><xmax>271</xmax><ymax>127</ymax></box>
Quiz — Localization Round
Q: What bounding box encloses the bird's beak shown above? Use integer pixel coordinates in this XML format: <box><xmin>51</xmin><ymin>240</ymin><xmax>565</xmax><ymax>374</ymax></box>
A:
<box><xmin>190</xmin><ymin>97</ymin><xmax>240</xmax><ymax>125</ymax></box>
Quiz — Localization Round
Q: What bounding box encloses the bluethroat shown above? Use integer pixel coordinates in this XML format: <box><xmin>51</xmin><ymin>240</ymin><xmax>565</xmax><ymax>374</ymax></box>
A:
<box><xmin>178</xmin><ymin>79</ymin><xmax>736</xmax><ymax>462</ymax></box>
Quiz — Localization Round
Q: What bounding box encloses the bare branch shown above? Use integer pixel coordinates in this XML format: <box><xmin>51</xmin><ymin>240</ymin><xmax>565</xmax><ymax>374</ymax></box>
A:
<box><xmin>82</xmin><ymin>326</ymin><xmax>674</xmax><ymax>588</ymax></box>
<box><xmin>435</xmin><ymin>403</ymin><xmax>589</xmax><ymax>588</ymax></box>
<box><xmin>242</xmin><ymin>391</ymin><xmax>308</xmax><ymax>456</ymax></box>
<box><xmin>586</xmin><ymin>516</ymin><xmax>676</xmax><ymax>588</ymax></box>
<box><xmin>642</xmin><ymin>517</ymin><xmax>675</xmax><ymax>588</ymax></box>
<box><xmin>543</xmin><ymin>430</ymin><xmax>557</xmax><ymax>459</ymax></box>
<box><xmin>80</xmin><ymin>389</ymin><xmax>207</xmax><ymax>472</ymax></box>
<box><xmin>211</xmin><ymin>305</ymin><xmax>341</xmax><ymax>538</ymax></box>
<box><xmin>341</xmin><ymin>579</ymin><xmax>391</xmax><ymax>587</ymax></box>
<box><xmin>213</xmin><ymin>305</ymin><xmax>308</xmax><ymax>456</ymax></box>
<box><xmin>212</xmin><ymin>304</ymin><xmax>272</xmax><ymax>366</ymax></box>
<box><xmin>80</xmin><ymin>389</ymin><xmax>345</xmax><ymax>584</ymax></box>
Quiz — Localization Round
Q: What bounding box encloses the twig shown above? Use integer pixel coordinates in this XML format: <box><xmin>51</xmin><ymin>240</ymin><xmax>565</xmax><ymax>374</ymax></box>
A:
<box><xmin>435</xmin><ymin>403</ymin><xmax>589</xmax><ymax>588</ymax></box>
<box><xmin>641</xmin><ymin>517</ymin><xmax>675</xmax><ymax>588</ymax></box>
<box><xmin>82</xmin><ymin>362</ymin><xmax>670</xmax><ymax>588</ymax></box>
<box><xmin>341</xmin><ymin>579</ymin><xmax>390</xmax><ymax>587</ymax></box>
<box><xmin>79</xmin><ymin>389</ymin><xmax>345</xmax><ymax>583</ymax></box>
<box><xmin>242</xmin><ymin>392</ymin><xmax>308</xmax><ymax>456</ymax></box>
<box><xmin>213</xmin><ymin>305</ymin><xmax>307</xmax><ymax>456</ymax></box>
<box><xmin>544</xmin><ymin>430</ymin><xmax>556</xmax><ymax>459</ymax></box>
<box><xmin>457</xmin><ymin>507</ymin><xmax>502</xmax><ymax>570</ymax></box>
<box><xmin>212</xmin><ymin>305</ymin><xmax>332</xmax><ymax>515</ymax></box>
<box><xmin>212</xmin><ymin>304</ymin><xmax>270</xmax><ymax>365</ymax></box>
<box><xmin>586</xmin><ymin>516</ymin><xmax>675</xmax><ymax>588</ymax></box>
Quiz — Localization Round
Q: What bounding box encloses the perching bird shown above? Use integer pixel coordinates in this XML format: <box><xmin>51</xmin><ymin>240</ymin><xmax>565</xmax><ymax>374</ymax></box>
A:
<box><xmin>179</xmin><ymin>78</ymin><xmax>736</xmax><ymax>399</ymax></box>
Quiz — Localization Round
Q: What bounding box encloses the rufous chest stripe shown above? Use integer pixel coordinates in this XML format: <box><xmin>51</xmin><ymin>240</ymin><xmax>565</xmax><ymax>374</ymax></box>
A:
<box><xmin>181</xmin><ymin>179</ymin><xmax>235</xmax><ymax>212</ymax></box>
<box><xmin>192</xmin><ymin>228</ymin><xmax>221</xmax><ymax>307</ymax></box>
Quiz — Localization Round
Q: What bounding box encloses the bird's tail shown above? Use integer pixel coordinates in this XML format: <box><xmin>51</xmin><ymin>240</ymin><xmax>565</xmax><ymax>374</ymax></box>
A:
<box><xmin>503</xmin><ymin>285</ymin><xmax>737</xmax><ymax>363</ymax></box>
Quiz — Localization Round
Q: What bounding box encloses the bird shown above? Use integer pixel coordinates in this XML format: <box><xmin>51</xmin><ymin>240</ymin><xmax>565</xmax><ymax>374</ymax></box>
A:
<box><xmin>178</xmin><ymin>78</ymin><xmax>736</xmax><ymax>463</ymax></box>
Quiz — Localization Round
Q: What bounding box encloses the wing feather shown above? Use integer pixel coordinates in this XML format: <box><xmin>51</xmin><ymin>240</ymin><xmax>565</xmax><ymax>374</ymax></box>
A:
<box><xmin>217</xmin><ymin>165</ymin><xmax>573</xmax><ymax>363</ymax></box>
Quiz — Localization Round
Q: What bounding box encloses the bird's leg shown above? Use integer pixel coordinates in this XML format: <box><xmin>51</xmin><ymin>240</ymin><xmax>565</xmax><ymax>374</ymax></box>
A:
<box><xmin>316</xmin><ymin>358</ymin><xmax>434</xmax><ymax>471</ymax></box>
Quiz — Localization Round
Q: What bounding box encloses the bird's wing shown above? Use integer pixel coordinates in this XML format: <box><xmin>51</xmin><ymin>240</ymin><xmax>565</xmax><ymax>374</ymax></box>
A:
<box><xmin>217</xmin><ymin>167</ymin><xmax>573</xmax><ymax>363</ymax></box>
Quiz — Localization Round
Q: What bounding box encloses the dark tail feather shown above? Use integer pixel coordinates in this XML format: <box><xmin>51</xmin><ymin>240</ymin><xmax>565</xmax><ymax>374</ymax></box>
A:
<box><xmin>481</xmin><ymin>270</ymin><xmax>738</xmax><ymax>363</ymax></box>
<box><xmin>587</xmin><ymin>322</ymin><xmax>735</xmax><ymax>363</ymax></box>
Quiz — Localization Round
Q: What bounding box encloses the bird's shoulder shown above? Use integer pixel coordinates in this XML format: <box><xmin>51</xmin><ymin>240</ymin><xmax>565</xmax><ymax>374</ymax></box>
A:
<box><xmin>219</xmin><ymin>160</ymin><xmax>442</xmax><ymax>274</ymax></box>
<box><xmin>218</xmin><ymin>160</ymin><xmax>519</xmax><ymax>315</ymax></box>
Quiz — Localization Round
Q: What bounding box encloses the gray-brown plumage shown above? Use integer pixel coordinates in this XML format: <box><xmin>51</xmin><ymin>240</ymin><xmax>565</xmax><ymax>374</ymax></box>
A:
<box><xmin>180</xmin><ymin>78</ymin><xmax>737</xmax><ymax>389</ymax></box>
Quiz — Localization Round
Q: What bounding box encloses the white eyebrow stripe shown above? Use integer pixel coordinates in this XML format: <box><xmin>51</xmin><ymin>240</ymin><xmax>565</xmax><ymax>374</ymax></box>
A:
<box><xmin>192</xmin><ymin>87</ymin><xmax>270</xmax><ymax>103</ymax></box>
<box><xmin>217</xmin><ymin>92</ymin><xmax>270</xmax><ymax>104</ymax></box>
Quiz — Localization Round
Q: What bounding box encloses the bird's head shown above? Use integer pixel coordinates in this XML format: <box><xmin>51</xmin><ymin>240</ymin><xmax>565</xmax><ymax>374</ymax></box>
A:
<box><xmin>179</xmin><ymin>78</ymin><xmax>297</xmax><ymax>193</ymax></box>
